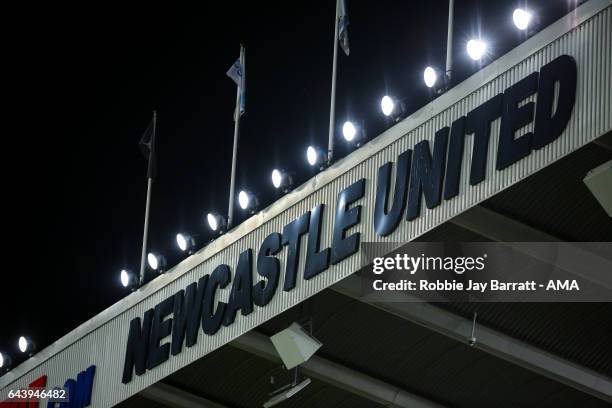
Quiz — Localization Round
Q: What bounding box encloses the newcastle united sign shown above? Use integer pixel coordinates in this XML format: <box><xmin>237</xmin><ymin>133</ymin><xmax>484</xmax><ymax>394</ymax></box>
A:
<box><xmin>122</xmin><ymin>54</ymin><xmax>578</xmax><ymax>383</ymax></box>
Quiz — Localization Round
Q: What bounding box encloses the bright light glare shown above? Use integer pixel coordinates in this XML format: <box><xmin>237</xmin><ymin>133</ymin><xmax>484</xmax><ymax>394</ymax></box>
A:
<box><xmin>120</xmin><ymin>269</ymin><xmax>130</xmax><ymax>287</ymax></box>
<box><xmin>467</xmin><ymin>39</ymin><xmax>487</xmax><ymax>60</ymax></box>
<box><xmin>238</xmin><ymin>191</ymin><xmax>250</xmax><ymax>209</ymax></box>
<box><xmin>513</xmin><ymin>8</ymin><xmax>532</xmax><ymax>30</ymax></box>
<box><xmin>0</xmin><ymin>353</ymin><xmax>4</xmax><ymax>368</ymax></box>
<box><xmin>176</xmin><ymin>234</ymin><xmax>188</xmax><ymax>251</ymax></box>
<box><xmin>207</xmin><ymin>213</ymin><xmax>219</xmax><ymax>231</ymax></box>
<box><xmin>147</xmin><ymin>253</ymin><xmax>159</xmax><ymax>270</ymax></box>
<box><xmin>380</xmin><ymin>96</ymin><xmax>395</xmax><ymax>116</ymax></box>
<box><xmin>342</xmin><ymin>121</ymin><xmax>357</xmax><ymax>141</ymax></box>
<box><xmin>18</xmin><ymin>337</ymin><xmax>27</xmax><ymax>353</ymax></box>
<box><xmin>306</xmin><ymin>146</ymin><xmax>318</xmax><ymax>166</ymax></box>
<box><xmin>423</xmin><ymin>67</ymin><xmax>438</xmax><ymax>88</ymax></box>
<box><xmin>272</xmin><ymin>169</ymin><xmax>282</xmax><ymax>188</ymax></box>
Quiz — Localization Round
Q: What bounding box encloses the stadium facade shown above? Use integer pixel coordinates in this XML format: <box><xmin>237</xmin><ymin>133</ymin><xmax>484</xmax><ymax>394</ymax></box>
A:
<box><xmin>1</xmin><ymin>0</ymin><xmax>611</xmax><ymax>406</ymax></box>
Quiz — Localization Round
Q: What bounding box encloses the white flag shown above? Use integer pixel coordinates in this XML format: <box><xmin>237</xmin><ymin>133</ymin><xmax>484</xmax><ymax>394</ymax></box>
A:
<box><xmin>226</xmin><ymin>55</ymin><xmax>246</xmax><ymax>116</ymax></box>
<box><xmin>338</xmin><ymin>0</ymin><xmax>350</xmax><ymax>56</ymax></box>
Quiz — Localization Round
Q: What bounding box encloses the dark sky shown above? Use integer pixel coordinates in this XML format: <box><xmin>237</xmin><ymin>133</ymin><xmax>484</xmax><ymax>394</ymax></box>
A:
<box><xmin>1</xmin><ymin>0</ymin><xmax>584</xmax><ymax>371</ymax></box>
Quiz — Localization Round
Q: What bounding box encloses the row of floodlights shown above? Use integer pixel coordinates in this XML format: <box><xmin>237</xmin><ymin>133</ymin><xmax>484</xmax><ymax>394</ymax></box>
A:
<box><xmin>115</xmin><ymin>104</ymin><xmax>386</xmax><ymax>289</ymax></box>
<box><xmin>122</xmin><ymin>121</ymin><xmax>368</xmax><ymax>290</ymax></box>
<box><xmin>421</xmin><ymin>8</ymin><xmax>534</xmax><ymax>90</ymax></box>
<box><xmin>0</xmin><ymin>8</ymin><xmax>537</xmax><ymax>376</ymax></box>
<box><xmin>117</xmin><ymin>9</ymin><xmax>535</xmax><ymax>290</ymax></box>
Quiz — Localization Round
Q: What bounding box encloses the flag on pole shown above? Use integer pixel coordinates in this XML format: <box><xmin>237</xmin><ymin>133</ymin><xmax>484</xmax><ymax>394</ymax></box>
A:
<box><xmin>338</xmin><ymin>0</ymin><xmax>350</xmax><ymax>56</ymax></box>
<box><xmin>226</xmin><ymin>53</ymin><xmax>246</xmax><ymax>118</ymax></box>
<box><xmin>139</xmin><ymin>115</ymin><xmax>156</xmax><ymax>179</ymax></box>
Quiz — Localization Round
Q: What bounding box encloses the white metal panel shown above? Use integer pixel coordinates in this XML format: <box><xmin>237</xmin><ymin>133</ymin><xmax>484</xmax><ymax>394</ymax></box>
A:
<box><xmin>1</xmin><ymin>1</ymin><xmax>610</xmax><ymax>406</ymax></box>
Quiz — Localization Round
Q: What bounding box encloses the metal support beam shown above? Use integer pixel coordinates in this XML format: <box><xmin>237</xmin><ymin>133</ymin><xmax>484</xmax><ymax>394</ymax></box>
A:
<box><xmin>231</xmin><ymin>331</ymin><xmax>446</xmax><ymax>408</ymax></box>
<box><xmin>450</xmin><ymin>205</ymin><xmax>560</xmax><ymax>242</ymax></box>
<box><xmin>332</xmin><ymin>276</ymin><xmax>612</xmax><ymax>403</ymax></box>
<box><xmin>141</xmin><ymin>382</ymin><xmax>229</xmax><ymax>408</ymax></box>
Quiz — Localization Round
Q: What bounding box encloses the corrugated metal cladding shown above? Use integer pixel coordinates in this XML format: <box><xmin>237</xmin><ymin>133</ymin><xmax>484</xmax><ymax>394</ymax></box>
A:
<box><xmin>1</xmin><ymin>1</ymin><xmax>610</xmax><ymax>406</ymax></box>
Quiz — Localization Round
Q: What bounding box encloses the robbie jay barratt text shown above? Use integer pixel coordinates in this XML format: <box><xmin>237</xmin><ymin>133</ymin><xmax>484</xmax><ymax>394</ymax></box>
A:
<box><xmin>371</xmin><ymin>279</ymin><xmax>581</xmax><ymax>292</ymax></box>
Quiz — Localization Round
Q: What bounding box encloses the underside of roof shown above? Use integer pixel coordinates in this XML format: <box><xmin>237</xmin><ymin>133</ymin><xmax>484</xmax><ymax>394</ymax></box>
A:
<box><xmin>118</xmin><ymin>137</ymin><xmax>611</xmax><ymax>408</ymax></box>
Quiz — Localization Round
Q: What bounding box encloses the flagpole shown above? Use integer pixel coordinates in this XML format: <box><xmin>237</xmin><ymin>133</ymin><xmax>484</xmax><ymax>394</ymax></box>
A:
<box><xmin>327</xmin><ymin>0</ymin><xmax>340</xmax><ymax>165</ymax></box>
<box><xmin>139</xmin><ymin>110</ymin><xmax>156</xmax><ymax>286</ymax></box>
<box><xmin>445</xmin><ymin>0</ymin><xmax>454</xmax><ymax>83</ymax></box>
<box><xmin>228</xmin><ymin>45</ymin><xmax>244</xmax><ymax>230</ymax></box>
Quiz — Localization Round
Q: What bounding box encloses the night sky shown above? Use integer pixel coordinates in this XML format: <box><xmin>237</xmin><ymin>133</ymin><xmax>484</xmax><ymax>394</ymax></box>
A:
<box><xmin>1</xmin><ymin>0</ymin><xmax>585</xmax><ymax>371</ymax></box>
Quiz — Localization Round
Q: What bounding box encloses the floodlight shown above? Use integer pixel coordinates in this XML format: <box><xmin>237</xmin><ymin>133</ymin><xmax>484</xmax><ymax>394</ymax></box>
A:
<box><xmin>176</xmin><ymin>233</ymin><xmax>196</xmax><ymax>253</ymax></box>
<box><xmin>342</xmin><ymin>121</ymin><xmax>366</xmax><ymax>145</ymax></box>
<box><xmin>271</xmin><ymin>169</ymin><xmax>293</xmax><ymax>192</ymax></box>
<box><xmin>238</xmin><ymin>190</ymin><xmax>259</xmax><ymax>213</ymax></box>
<box><xmin>207</xmin><ymin>212</ymin><xmax>227</xmax><ymax>233</ymax></box>
<box><xmin>342</xmin><ymin>121</ymin><xmax>356</xmax><ymax>141</ymax></box>
<box><xmin>424</xmin><ymin>66</ymin><xmax>438</xmax><ymax>88</ymax></box>
<box><xmin>467</xmin><ymin>39</ymin><xmax>487</xmax><ymax>60</ymax></box>
<box><xmin>120</xmin><ymin>269</ymin><xmax>138</xmax><ymax>290</ymax></box>
<box><xmin>238</xmin><ymin>190</ymin><xmax>249</xmax><ymax>209</ymax></box>
<box><xmin>513</xmin><ymin>8</ymin><xmax>532</xmax><ymax>30</ymax></box>
<box><xmin>270</xmin><ymin>322</ymin><xmax>322</xmax><ymax>370</ymax></box>
<box><xmin>306</xmin><ymin>146</ymin><xmax>327</xmax><ymax>169</ymax></box>
<box><xmin>423</xmin><ymin>66</ymin><xmax>450</xmax><ymax>95</ymax></box>
<box><xmin>272</xmin><ymin>169</ymin><xmax>282</xmax><ymax>188</ymax></box>
<box><xmin>0</xmin><ymin>352</ymin><xmax>11</xmax><ymax>370</ymax></box>
<box><xmin>147</xmin><ymin>252</ymin><xmax>167</xmax><ymax>272</ymax></box>
<box><xmin>380</xmin><ymin>95</ymin><xmax>395</xmax><ymax>116</ymax></box>
<box><xmin>380</xmin><ymin>96</ymin><xmax>406</xmax><ymax>122</ymax></box>
<box><xmin>18</xmin><ymin>336</ymin><xmax>35</xmax><ymax>355</ymax></box>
